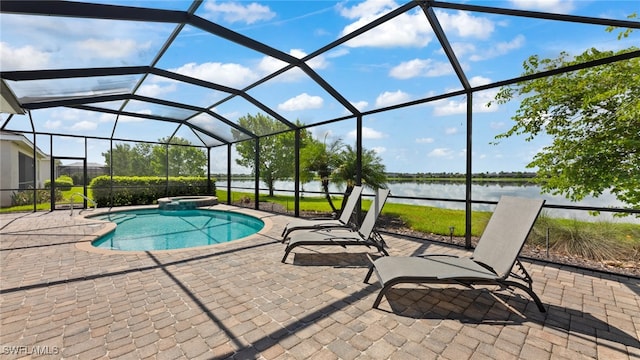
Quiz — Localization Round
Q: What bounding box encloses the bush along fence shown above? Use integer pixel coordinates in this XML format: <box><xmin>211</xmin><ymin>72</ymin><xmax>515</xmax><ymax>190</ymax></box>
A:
<box><xmin>90</xmin><ymin>176</ymin><xmax>216</xmax><ymax>207</ymax></box>
<box><xmin>44</xmin><ymin>175</ymin><xmax>74</xmax><ymax>191</ymax></box>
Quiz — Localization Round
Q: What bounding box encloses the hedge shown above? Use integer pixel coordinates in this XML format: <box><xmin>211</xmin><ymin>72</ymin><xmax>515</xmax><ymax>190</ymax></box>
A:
<box><xmin>89</xmin><ymin>176</ymin><xmax>216</xmax><ymax>207</ymax></box>
<box><xmin>44</xmin><ymin>175</ymin><xmax>74</xmax><ymax>191</ymax></box>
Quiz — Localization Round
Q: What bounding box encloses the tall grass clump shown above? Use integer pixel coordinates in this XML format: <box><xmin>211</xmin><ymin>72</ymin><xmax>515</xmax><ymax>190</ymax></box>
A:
<box><xmin>528</xmin><ymin>212</ymin><xmax>638</xmax><ymax>262</ymax></box>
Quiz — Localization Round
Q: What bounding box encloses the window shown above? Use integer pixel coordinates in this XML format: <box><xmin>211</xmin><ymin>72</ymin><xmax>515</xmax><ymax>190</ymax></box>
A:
<box><xmin>18</xmin><ymin>152</ymin><xmax>34</xmax><ymax>189</ymax></box>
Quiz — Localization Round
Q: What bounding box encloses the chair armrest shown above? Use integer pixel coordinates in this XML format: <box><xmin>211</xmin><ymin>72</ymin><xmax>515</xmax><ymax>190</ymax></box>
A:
<box><xmin>417</xmin><ymin>254</ymin><xmax>460</xmax><ymax>259</ymax></box>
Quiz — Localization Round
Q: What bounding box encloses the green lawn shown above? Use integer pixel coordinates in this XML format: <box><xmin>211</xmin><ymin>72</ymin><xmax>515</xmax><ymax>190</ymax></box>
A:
<box><xmin>219</xmin><ymin>189</ymin><xmax>639</xmax><ymax>262</ymax></box>
<box><xmin>2</xmin><ymin>188</ymin><xmax>638</xmax><ymax>263</ymax></box>
<box><xmin>60</xmin><ymin>186</ymin><xmax>93</xmax><ymax>203</ymax></box>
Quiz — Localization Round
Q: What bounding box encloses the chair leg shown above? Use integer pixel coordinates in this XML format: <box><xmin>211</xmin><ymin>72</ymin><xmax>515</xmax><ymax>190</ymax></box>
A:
<box><xmin>372</xmin><ymin>283</ymin><xmax>394</xmax><ymax>309</ymax></box>
<box><xmin>364</xmin><ymin>266</ymin><xmax>375</xmax><ymax>283</ymax></box>
<box><xmin>282</xmin><ymin>242</ymin><xmax>302</xmax><ymax>263</ymax></box>
<box><xmin>281</xmin><ymin>246</ymin><xmax>293</xmax><ymax>263</ymax></box>
<box><xmin>502</xmin><ymin>280</ymin><xmax>546</xmax><ymax>312</ymax></box>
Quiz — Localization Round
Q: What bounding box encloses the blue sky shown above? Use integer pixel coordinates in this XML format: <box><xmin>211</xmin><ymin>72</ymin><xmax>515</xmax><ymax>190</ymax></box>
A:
<box><xmin>1</xmin><ymin>0</ymin><xmax>638</xmax><ymax>174</ymax></box>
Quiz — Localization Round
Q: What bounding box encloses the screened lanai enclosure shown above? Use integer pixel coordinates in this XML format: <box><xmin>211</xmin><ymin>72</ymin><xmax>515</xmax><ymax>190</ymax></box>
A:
<box><xmin>1</xmin><ymin>1</ymin><xmax>639</xmax><ymax>246</ymax></box>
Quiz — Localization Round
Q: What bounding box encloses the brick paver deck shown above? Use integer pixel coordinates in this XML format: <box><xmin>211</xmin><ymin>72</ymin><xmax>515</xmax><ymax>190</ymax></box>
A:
<box><xmin>1</xmin><ymin>206</ymin><xmax>639</xmax><ymax>359</ymax></box>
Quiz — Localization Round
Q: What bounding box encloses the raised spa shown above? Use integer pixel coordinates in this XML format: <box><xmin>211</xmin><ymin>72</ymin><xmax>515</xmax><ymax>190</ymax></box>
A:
<box><xmin>91</xmin><ymin>208</ymin><xmax>263</xmax><ymax>251</ymax></box>
<box><xmin>157</xmin><ymin>196</ymin><xmax>218</xmax><ymax>210</ymax></box>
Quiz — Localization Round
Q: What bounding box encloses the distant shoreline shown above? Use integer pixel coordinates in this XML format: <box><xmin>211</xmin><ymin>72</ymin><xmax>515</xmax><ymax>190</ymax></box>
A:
<box><xmin>212</xmin><ymin>172</ymin><xmax>540</xmax><ymax>184</ymax></box>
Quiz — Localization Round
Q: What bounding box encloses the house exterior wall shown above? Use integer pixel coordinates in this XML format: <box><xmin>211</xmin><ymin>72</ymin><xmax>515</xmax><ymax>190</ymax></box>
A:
<box><xmin>0</xmin><ymin>140</ymin><xmax>19</xmax><ymax>207</ymax></box>
<box><xmin>0</xmin><ymin>133</ymin><xmax>51</xmax><ymax>207</ymax></box>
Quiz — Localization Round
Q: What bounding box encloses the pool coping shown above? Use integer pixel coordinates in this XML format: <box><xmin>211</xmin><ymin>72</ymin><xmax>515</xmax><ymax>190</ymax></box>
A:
<box><xmin>74</xmin><ymin>204</ymin><xmax>273</xmax><ymax>255</ymax></box>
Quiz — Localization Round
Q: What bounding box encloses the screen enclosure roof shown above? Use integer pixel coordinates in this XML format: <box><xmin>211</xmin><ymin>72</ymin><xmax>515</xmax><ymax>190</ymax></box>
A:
<box><xmin>1</xmin><ymin>0</ymin><xmax>639</xmax><ymax>148</ymax></box>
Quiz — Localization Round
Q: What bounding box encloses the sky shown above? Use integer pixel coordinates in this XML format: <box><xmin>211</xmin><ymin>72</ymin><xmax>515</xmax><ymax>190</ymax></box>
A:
<box><xmin>1</xmin><ymin>0</ymin><xmax>639</xmax><ymax>175</ymax></box>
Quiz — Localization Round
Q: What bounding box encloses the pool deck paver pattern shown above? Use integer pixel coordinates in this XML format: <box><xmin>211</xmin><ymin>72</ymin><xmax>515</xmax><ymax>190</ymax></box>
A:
<box><xmin>1</xmin><ymin>205</ymin><xmax>639</xmax><ymax>359</ymax></box>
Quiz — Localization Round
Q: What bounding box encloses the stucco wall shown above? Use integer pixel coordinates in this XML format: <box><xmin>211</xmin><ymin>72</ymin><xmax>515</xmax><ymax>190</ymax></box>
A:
<box><xmin>0</xmin><ymin>141</ymin><xmax>19</xmax><ymax>207</ymax></box>
<box><xmin>0</xmin><ymin>135</ymin><xmax>51</xmax><ymax>207</ymax></box>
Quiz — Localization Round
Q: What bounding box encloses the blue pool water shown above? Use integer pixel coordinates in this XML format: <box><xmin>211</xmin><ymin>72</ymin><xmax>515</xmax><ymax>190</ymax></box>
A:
<box><xmin>91</xmin><ymin>209</ymin><xmax>264</xmax><ymax>251</ymax></box>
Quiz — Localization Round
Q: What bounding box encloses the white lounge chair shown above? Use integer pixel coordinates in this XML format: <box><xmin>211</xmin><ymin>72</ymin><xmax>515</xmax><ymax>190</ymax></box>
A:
<box><xmin>281</xmin><ymin>186</ymin><xmax>363</xmax><ymax>240</ymax></box>
<box><xmin>282</xmin><ymin>188</ymin><xmax>390</xmax><ymax>263</ymax></box>
<box><xmin>364</xmin><ymin>196</ymin><xmax>546</xmax><ymax>312</ymax></box>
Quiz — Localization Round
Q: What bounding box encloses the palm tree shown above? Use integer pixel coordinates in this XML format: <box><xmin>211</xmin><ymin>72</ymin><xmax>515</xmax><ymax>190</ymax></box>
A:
<box><xmin>301</xmin><ymin>137</ymin><xmax>388</xmax><ymax>216</ymax></box>
<box><xmin>300</xmin><ymin>136</ymin><xmax>344</xmax><ymax>214</ymax></box>
<box><xmin>332</xmin><ymin>144</ymin><xmax>388</xmax><ymax>212</ymax></box>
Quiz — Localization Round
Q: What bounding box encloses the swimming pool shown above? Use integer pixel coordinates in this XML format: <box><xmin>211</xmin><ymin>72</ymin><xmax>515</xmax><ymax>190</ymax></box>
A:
<box><xmin>91</xmin><ymin>209</ymin><xmax>264</xmax><ymax>251</ymax></box>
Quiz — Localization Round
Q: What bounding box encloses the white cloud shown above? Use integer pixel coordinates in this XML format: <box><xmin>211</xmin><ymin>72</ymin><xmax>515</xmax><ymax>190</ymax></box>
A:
<box><xmin>203</xmin><ymin>0</ymin><xmax>276</xmax><ymax>24</ymax></box>
<box><xmin>257</xmin><ymin>49</ymin><xmax>328</xmax><ymax>81</ymax></box>
<box><xmin>278</xmin><ymin>93</ymin><xmax>324</xmax><ymax>111</ymax></box>
<box><xmin>118</xmin><ymin>109</ymin><xmax>151</xmax><ymax>123</ymax></box>
<box><xmin>436</xmin><ymin>10</ymin><xmax>495</xmax><ymax>40</ymax></box>
<box><xmin>118</xmin><ymin>115</ymin><xmax>147</xmax><ymax>123</ymax></box>
<box><xmin>338</xmin><ymin>0</ymin><xmax>433</xmax><ymax>48</ymax></box>
<box><xmin>470</xmin><ymin>35</ymin><xmax>525</xmax><ymax>61</ymax></box>
<box><xmin>372</xmin><ymin>146</ymin><xmax>386</xmax><ymax>154</ymax></box>
<box><xmin>70</xmin><ymin>120</ymin><xmax>98</xmax><ymax>131</ymax></box>
<box><xmin>350</xmin><ymin>101</ymin><xmax>369</xmax><ymax>112</ymax></box>
<box><xmin>433</xmin><ymin>99</ymin><xmax>466</xmax><ymax>116</ymax></box>
<box><xmin>337</xmin><ymin>0</ymin><xmax>398</xmax><ymax>19</ymax></box>
<box><xmin>428</xmin><ymin>148</ymin><xmax>454</xmax><ymax>158</ymax></box>
<box><xmin>44</xmin><ymin>120</ymin><xmax>62</xmax><ymax>130</ymax></box>
<box><xmin>326</xmin><ymin>47</ymin><xmax>350</xmax><ymax>58</ymax></box>
<box><xmin>389</xmin><ymin>58</ymin><xmax>453</xmax><ymax>79</ymax></box>
<box><xmin>258</xmin><ymin>56</ymin><xmax>290</xmax><ymax>75</ymax></box>
<box><xmin>171</xmin><ymin>62</ymin><xmax>258</xmax><ymax>88</ymax></box>
<box><xmin>220</xmin><ymin>112</ymin><xmax>241</xmax><ymax>124</ymax></box>
<box><xmin>40</xmin><ymin>108</ymin><xmax>105</xmax><ymax>131</ymax></box>
<box><xmin>469</xmin><ymin>76</ymin><xmax>492</xmax><ymax>87</ymax></box>
<box><xmin>445</xmin><ymin>127</ymin><xmax>459</xmax><ymax>135</ymax></box>
<box><xmin>137</xmin><ymin>83</ymin><xmax>177</xmax><ymax>98</ymax></box>
<box><xmin>188</xmin><ymin>113</ymin><xmax>225</xmax><ymax>135</ymax></box>
<box><xmin>1</xmin><ymin>15</ymin><xmax>164</xmax><ymax>69</ymax></box>
<box><xmin>290</xmin><ymin>49</ymin><xmax>328</xmax><ymax>70</ymax></box>
<box><xmin>375</xmin><ymin>90</ymin><xmax>411</xmax><ymax>108</ymax></box>
<box><xmin>347</xmin><ymin>126</ymin><xmax>386</xmax><ymax>140</ymax></box>
<box><xmin>432</xmin><ymin>78</ymin><xmax>498</xmax><ymax>116</ymax></box>
<box><xmin>98</xmin><ymin>113</ymin><xmax>116</xmax><ymax>123</ymax></box>
<box><xmin>450</xmin><ymin>42</ymin><xmax>477</xmax><ymax>58</ymax></box>
<box><xmin>0</xmin><ymin>42</ymin><xmax>50</xmax><ymax>70</ymax></box>
<box><xmin>416</xmin><ymin>137</ymin><xmax>434</xmax><ymax>144</ymax></box>
<box><xmin>509</xmin><ymin>0</ymin><xmax>575</xmax><ymax>13</ymax></box>
<box><xmin>77</xmin><ymin>38</ymin><xmax>148</xmax><ymax>59</ymax></box>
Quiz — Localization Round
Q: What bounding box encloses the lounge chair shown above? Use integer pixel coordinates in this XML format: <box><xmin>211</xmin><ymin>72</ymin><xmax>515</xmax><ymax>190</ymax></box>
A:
<box><xmin>282</xmin><ymin>188</ymin><xmax>390</xmax><ymax>263</ymax></box>
<box><xmin>364</xmin><ymin>196</ymin><xmax>546</xmax><ymax>312</ymax></box>
<box><xmin>281</xmin><ymin>186</ymin><xmax>363</xmax><ymax>240</ymax></box>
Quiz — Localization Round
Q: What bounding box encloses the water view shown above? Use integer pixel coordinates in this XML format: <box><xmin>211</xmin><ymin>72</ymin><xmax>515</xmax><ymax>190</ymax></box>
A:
<box><xmin>218</xmin><ymin>180</ymin><xmax>639</xmax><ymax>224</ymax></box>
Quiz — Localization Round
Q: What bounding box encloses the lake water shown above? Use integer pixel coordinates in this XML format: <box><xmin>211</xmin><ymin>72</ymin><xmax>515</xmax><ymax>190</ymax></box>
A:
<box><xmin>217</xmin><ymin>180</ymin><xmax>639</xmax><ymax>224</ymax></box>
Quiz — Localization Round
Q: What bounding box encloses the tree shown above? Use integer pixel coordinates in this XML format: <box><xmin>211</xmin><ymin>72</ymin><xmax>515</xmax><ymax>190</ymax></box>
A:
<box><xmin>300</xmin><ymin>136</ymin><xmax>344</xmax><ymax>213</ymax></box>
<box><xmin>102</xmin><ymin>137</ymin><xmax>206</xmax><ymax>176</ymax></box>
<box><xmin>332</xmin><ymin>144</ymin><xmax>388</xmax><ymax>196</ymax></box>
<box><xmin>150</xmin><ymin>137</ymin><xmax>207</xmax><ymax>176</ymax></box>
<box><xmin>232</xmin><ymin>114</ymin><xmax>309</xmax><ymax>196</ymax></box>
<box><xmin>300</xmin><ymin>136</ymin><xmax>388</xmax><ymax>214</ymax></box>
<box><xmin>489</xmin><ymin>29</ymin><xmax>639</xmax><ymax>208</ymax></box>
<box><xmin>103</xmin><ymin>143</ymin><xmax>152</xmax><ymax>176</ymax></box>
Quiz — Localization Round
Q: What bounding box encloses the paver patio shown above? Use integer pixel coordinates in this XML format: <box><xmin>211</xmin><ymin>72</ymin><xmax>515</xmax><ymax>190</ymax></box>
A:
<box><xmin>1</xmin><ymin>206</ymin><xmax>639</xmax><ymax>359</ymax></box>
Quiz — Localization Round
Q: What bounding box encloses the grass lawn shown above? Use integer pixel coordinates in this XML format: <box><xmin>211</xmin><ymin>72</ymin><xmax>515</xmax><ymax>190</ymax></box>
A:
<box><xmin>60</xmin><ymin>186</ymin><xmax>93</xmax><ymax>203</ymax></box>
<box><xmin>2</xmin><ymin>188</ymin><xmax>638</xmax><ymax>263</ymax></box>
<box><xmin>218</xmin><ymin>189</ymin><xmax>639</xmax><ymax>262</ymax></box>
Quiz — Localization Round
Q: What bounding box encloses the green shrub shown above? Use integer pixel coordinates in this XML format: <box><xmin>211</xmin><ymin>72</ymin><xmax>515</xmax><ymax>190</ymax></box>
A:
<box><xmin>44</xmin><ymin>175</ymin><xmax>74</xmax><ymax>191</ymax></box>
<box><xmin>11</xmin><ymin>188</ymin><xmax>62</xmax><ymax>206</ymax></box>
<box><xmin>89</xmin><ymin>176</ymin><xmax>216</xmax><ymax>207</ymax></box>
